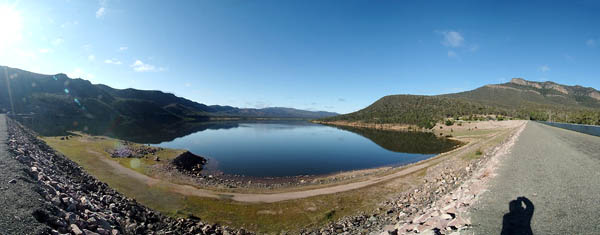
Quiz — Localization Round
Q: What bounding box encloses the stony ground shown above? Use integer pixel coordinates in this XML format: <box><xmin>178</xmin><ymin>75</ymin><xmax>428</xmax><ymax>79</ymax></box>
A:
<box><xmin>385</xmin><ymin>122</ymin><xmax>526</xmax><ymax>235</ymax></box>
<box><xmin>300</xmin><ymin>122</ymin><xmax>525</xmax><ymax>235</ymax></box>
<box><xmin>0</xmin><ymin>115</ymin><xmax>51</xmax><ymax>234</ymax></box>
<box><xmin>466</xmin><ymin>122</ymin><xmax>600</xmax><ymax>234</ymax></box>
<box><xmin>1</xmin><ymin>114</ymin><xmax>251</xmax><ymax>235</ymax></box>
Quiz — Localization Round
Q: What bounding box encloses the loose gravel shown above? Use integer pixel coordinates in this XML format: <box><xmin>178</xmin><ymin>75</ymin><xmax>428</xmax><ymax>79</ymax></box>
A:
<box><xmin>468</xmin><ymin>122</ymin><xmax>600</xmax><ymax>234</ymax></box>
<box><xmin>2</xmin><ymin>114</ymin><xmax>252</xmax><ymax>235</ymax></box>
<box><xmin>0</xmin><ymin>115</ymin><xmax>51</xmax><ymax>234</ymax></box>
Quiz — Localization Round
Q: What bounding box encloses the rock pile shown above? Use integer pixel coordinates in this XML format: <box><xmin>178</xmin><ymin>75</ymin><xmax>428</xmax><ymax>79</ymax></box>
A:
<box><xmin>6</xmin><ymin>118</ymin><xmax>252</xmax><ymax>235</ymax></box>
<box><xmin>300</xmin><ymin>162</ymin><xmax>476</xmax><ymax>235</ymax></box>
<box><xmin>108</xmin><ymin>141</ymin><xmax>160</xmax><ymax>158</ymax></box>
<box><xmin>171</xmin><ymin>151</ymin><xmax>207</xmax><ymax>175</ymax></box>
<box><xmin>386</xmin><ymin>123</ymin><xmax>526</xmax><ymax>235</ymax></box>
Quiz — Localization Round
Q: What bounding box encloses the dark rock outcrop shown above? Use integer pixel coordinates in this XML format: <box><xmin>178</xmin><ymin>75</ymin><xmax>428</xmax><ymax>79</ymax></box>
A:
<box><xmin>171</xmin><ymin>151</ymin><xmax>207</xmax><ymax>174</ymax></box>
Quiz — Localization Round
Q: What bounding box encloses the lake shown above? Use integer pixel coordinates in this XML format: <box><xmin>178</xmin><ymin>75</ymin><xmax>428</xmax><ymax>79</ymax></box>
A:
<box><xmin>153</xmin><ymin>121</ymin><xmax>460</xmax><ymax>177</ymax></box>
<box><xmin>14</xmin><ymin>116</ymin><xmax>461</xmax><ymax>177</ymax></box>
<box><xmin>540</xmin><ymin>121</ymin><xmax>600</xmax><ymax>137</ymax></box>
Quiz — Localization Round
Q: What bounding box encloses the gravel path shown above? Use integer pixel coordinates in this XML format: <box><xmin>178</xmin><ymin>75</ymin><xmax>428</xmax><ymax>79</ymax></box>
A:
<box><xmin>468</xmin><ymin>121</ymin><xmax>600</xmax><ymax>234</ymax></box>
<box><xmin>0</xmin><ymin>114</ymin><xmax>50</xmax><ymax>234</ymax></box>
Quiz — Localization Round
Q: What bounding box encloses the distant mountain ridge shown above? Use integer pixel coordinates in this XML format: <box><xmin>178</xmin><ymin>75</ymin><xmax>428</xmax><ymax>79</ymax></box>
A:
<box><xmin>444</xmin><ymin>78</ymin><xmax>600</xmax><ymax>109</ymax></box>
<box><xmin>0</xmin><ymin>66</ymin><xmax>337</xmax><ymax>130</ymax></box>
<box><xmin>320</xmin><ymin>78</ymin><xmax>600</xmax><ymax>128</ymax></box>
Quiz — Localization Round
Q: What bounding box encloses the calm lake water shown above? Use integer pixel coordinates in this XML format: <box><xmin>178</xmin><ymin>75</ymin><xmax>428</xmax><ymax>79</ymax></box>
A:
<box><xmin>153</xmin><ymin>121</ymin><xmax>460</xmax><ymax>177</ymax></box>
<box><xmin>15</xmin><ymin>116</ymin><xmax>461</xmax><ymax>177</ymax></box>
<box><xmin>540</xmin><ymin>121</ymin><xmax>600</xmax><ymax>137</ymax></box>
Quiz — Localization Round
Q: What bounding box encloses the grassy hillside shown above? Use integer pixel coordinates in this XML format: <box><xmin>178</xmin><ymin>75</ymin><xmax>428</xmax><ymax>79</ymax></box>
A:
<box><xmin>321</xmin><ymin>78</ymin><xmax>600</xmax><ymax>128</ymax></box>
<box><xmin>319</xmin><ymin>95</ymin><xmax>505</xmax><ymax>128</ymax></box>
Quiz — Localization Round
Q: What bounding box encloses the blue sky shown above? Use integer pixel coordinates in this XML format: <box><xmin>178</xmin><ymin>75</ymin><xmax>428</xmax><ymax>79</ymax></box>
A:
<box><xmin>0</xmin><ymin>0</ymin><xmax>599</xmax><ymax>114</ymax></box>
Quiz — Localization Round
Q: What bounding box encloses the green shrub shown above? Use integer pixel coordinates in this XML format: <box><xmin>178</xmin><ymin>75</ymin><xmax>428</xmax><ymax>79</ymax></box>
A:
<box><xmin>325</xmin><ymin>210</ymin><xmax>336</xmax><ymax>220</ymax></box>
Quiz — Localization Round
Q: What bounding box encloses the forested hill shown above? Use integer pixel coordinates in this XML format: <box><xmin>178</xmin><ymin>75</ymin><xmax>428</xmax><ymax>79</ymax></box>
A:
<box><xmin>0</xmin><ymin>66</ymin><xmax>337</xmax><ymax>126</ymax></box>
<box><xmin>320</xmin><ymin>78</ymin><xmax>600</xmax><ymax>128</ymax></box>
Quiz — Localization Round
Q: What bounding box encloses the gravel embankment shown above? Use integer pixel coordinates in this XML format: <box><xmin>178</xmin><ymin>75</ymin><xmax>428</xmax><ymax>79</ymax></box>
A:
<box><xmin>301</xmin><ymin>123</ymin><xmax>525</xmax><ymax>235</ymax></box>
<box><xmin>3</xmin><ymin>115</ymin><xmax>251</xmax><ymax>235</ymax></box>
<box><xmin>0</xmin><ymin>115</ymin><xmax>51</xmax><ymax>234</ymax></box>
<box><xmin>467</xmin><ymin>122</ymin><xmax>600</xmax><ymax>234</ymax></box>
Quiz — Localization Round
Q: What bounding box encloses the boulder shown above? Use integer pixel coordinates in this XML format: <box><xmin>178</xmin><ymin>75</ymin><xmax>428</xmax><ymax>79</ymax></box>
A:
<box><xmin>440</xmin><ymin>213</ymin><xmax>453</xmax><ymax>220</ymax></box>
<box><xmin>70</xmin><ymin>224</ymin><xmax>84</xmax><ymax>235</ymax></box>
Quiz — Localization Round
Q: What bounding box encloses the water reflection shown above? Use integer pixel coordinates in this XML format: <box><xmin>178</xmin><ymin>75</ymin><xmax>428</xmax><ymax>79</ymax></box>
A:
<box><xmin>14</xmin><ymin>114</ymin><xmax>236</xmax><ymax>143</ymax></box>
<box><xmin>333</xmin><ymin>125</ymin><xmax>462</xmax><ymax>154</ymax></box>
<box><xmin>15</xmin><ymin>115</ymin><xmax>462</xmax><ymax>177</ymax></box>
<box><xmin>15</xmin><ymin>115</ymin><xmax>461</xmax><ymax>153</ymax></box>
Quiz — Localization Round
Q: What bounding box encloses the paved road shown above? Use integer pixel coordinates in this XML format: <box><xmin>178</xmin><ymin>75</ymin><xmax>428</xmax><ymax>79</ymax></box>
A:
<box><xmin>469</xmin><ymin>121</ymin><xmax>600</xmax><ymax>234</ymax></box>
<box><xmin>0</xmin><ymin>114</ymin><xmax>49</xmax><ymax>234</ymax></box>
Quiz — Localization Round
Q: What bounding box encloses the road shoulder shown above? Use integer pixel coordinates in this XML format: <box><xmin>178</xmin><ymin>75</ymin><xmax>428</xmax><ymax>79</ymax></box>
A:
<box><xmin>0</xmin><ymin>114</ymin><xmax>50</xmax><ymax>234</ymax></box>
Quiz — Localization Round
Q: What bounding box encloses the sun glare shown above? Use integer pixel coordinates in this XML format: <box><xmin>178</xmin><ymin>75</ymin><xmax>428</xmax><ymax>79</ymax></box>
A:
<box><xmin>0</xmin><ymin>5</ymin><xmax>23</xmax><ymax>52</ymax></box>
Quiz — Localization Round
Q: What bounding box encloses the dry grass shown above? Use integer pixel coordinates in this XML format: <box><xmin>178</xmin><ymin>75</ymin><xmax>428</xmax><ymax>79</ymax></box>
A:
<box><xmin>39</xmin><ymin>125</ymin><xmax>518</xmax><ymax>234</ymax></box>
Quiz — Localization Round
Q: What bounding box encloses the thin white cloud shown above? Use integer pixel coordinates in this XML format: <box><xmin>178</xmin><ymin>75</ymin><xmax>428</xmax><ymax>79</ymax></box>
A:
<box><xmin>82</xmin><ymin>44</ymin><xmax>92</xmax><ymax>51</ymax></box>
<box><xmin>104</xmin><ymin>59</ymin><xmax>122</xmax><ymax>65</ymax></box>
<box><xmin>539</xmin><ymin>65</ymin><xmax>550</xmax><ymax>72</ymax></box>
<box><xmin>118</xmin><ymin>46</ymin><xmax>128</xmax><ymax>51</ymax></box>
<box><xmin>96</xmin><ymin>7</ymin><xmax>105</xmax><ymax>18</ymax></box>
<box><xmin>565</xmin><ymin>55</ymin><xmax>575</xmax><ymax>63</ymax></box>
<box><xmin>52</xmin><ymin>38</ymin><xmax>64</xmax><ymax>46</ymax></box>
<box><xmin>447</xmin><ymin>50</ymin><xmax>458</xmax><ymax>58</ymax></box>
<box><xmin>67</xmin><ymin>68</ymin><xmax>95</xmax><ymax>80</ymax></box>
<box><xmin>131</xmin><ymin>60</ymin><xmax>165</xmax><ymax>72</ymax></box>
<box><xmin>39</xmin><ymin>48</ymin><xmax>52</xmax><ymax>53</ymax></box>
<box><xmin>439</xmin><ymin>30</ymin><xmax>464</xmax><ymax>48</ymax></box>
<box><xmin>60</xmin><ymin>21</ymin><xmax>79</xmax><ymax>28</ymax></box>
<box><xmin>15</xmin><ymin>48</ymin><xmax>38</xmax><ymax>60</ymax></box>
<box><xmin>587</xmin><ymin>39</ymin><xmax>597</xmax><ymax>48</ymax></box>
<box><xmin>88</xmin><ymin>54</ymin><xmax>95</xmax><ymax>61</ymax></box>
<box><xmin>468</xmin><ymin>44</ymin><xmax>479</xmax><ymax>52</ymax></box>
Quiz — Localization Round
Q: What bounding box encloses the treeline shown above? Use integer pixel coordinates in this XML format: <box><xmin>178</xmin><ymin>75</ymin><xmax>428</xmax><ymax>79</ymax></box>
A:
<box><xmin>527</xmin><ymin>109</ymin><xmax>600</xmax><ymax>125</ymax></box>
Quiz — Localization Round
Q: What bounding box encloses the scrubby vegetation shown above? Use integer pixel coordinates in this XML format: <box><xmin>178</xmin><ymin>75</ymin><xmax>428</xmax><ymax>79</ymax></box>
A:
<box><xmin>320</xmin><ymin>79</ymin><xmax>600</xmax><ymax>128</ymax></box>
<box><xmin>319</xmin><ymin>95</ymin><xmax>509</xmax><ymax>129</ymax></box>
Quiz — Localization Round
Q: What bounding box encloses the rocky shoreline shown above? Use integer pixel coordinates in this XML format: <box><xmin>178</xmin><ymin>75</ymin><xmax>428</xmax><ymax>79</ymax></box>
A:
<box><xmin>300</xmin><ymin>123</ymin><xmax>525</xmax><ymax>235</ymax></box>
<box><xmin>5</xmin><ymin>117</ymin><xmax>252</xmax><ymax>235</ymax></box>
<box><xmin>153</xmin><ymin>161</ymin><xmax>399</xmax><ymax>192</ymax></box>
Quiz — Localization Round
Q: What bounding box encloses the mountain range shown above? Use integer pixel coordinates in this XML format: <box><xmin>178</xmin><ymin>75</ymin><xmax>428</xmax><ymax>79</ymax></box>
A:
<box><xmin>0</xmin><ymin>66</ymin><xmax>337</xmax><ymax>136</ymax></box>
<box><xmin>0</xmin><ymin>66</ymin><xmax>336</xmax><ymax>119</ymax></box>
<box><xmin>320</xmin><ymin>78</ymin><xmax>600</xmax><ymax>128</ymax></box>
<box><xmin>4</xmin><ymin>65</ymin><xmax>599</xmax><ymax>133</ymax></box>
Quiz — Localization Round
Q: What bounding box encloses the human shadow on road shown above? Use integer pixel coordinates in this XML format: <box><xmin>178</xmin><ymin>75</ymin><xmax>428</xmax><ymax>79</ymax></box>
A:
<box><xmin>501</xmin><ymin>196</ymin><xmax>534</xmax><ymax>235</ymax></box>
